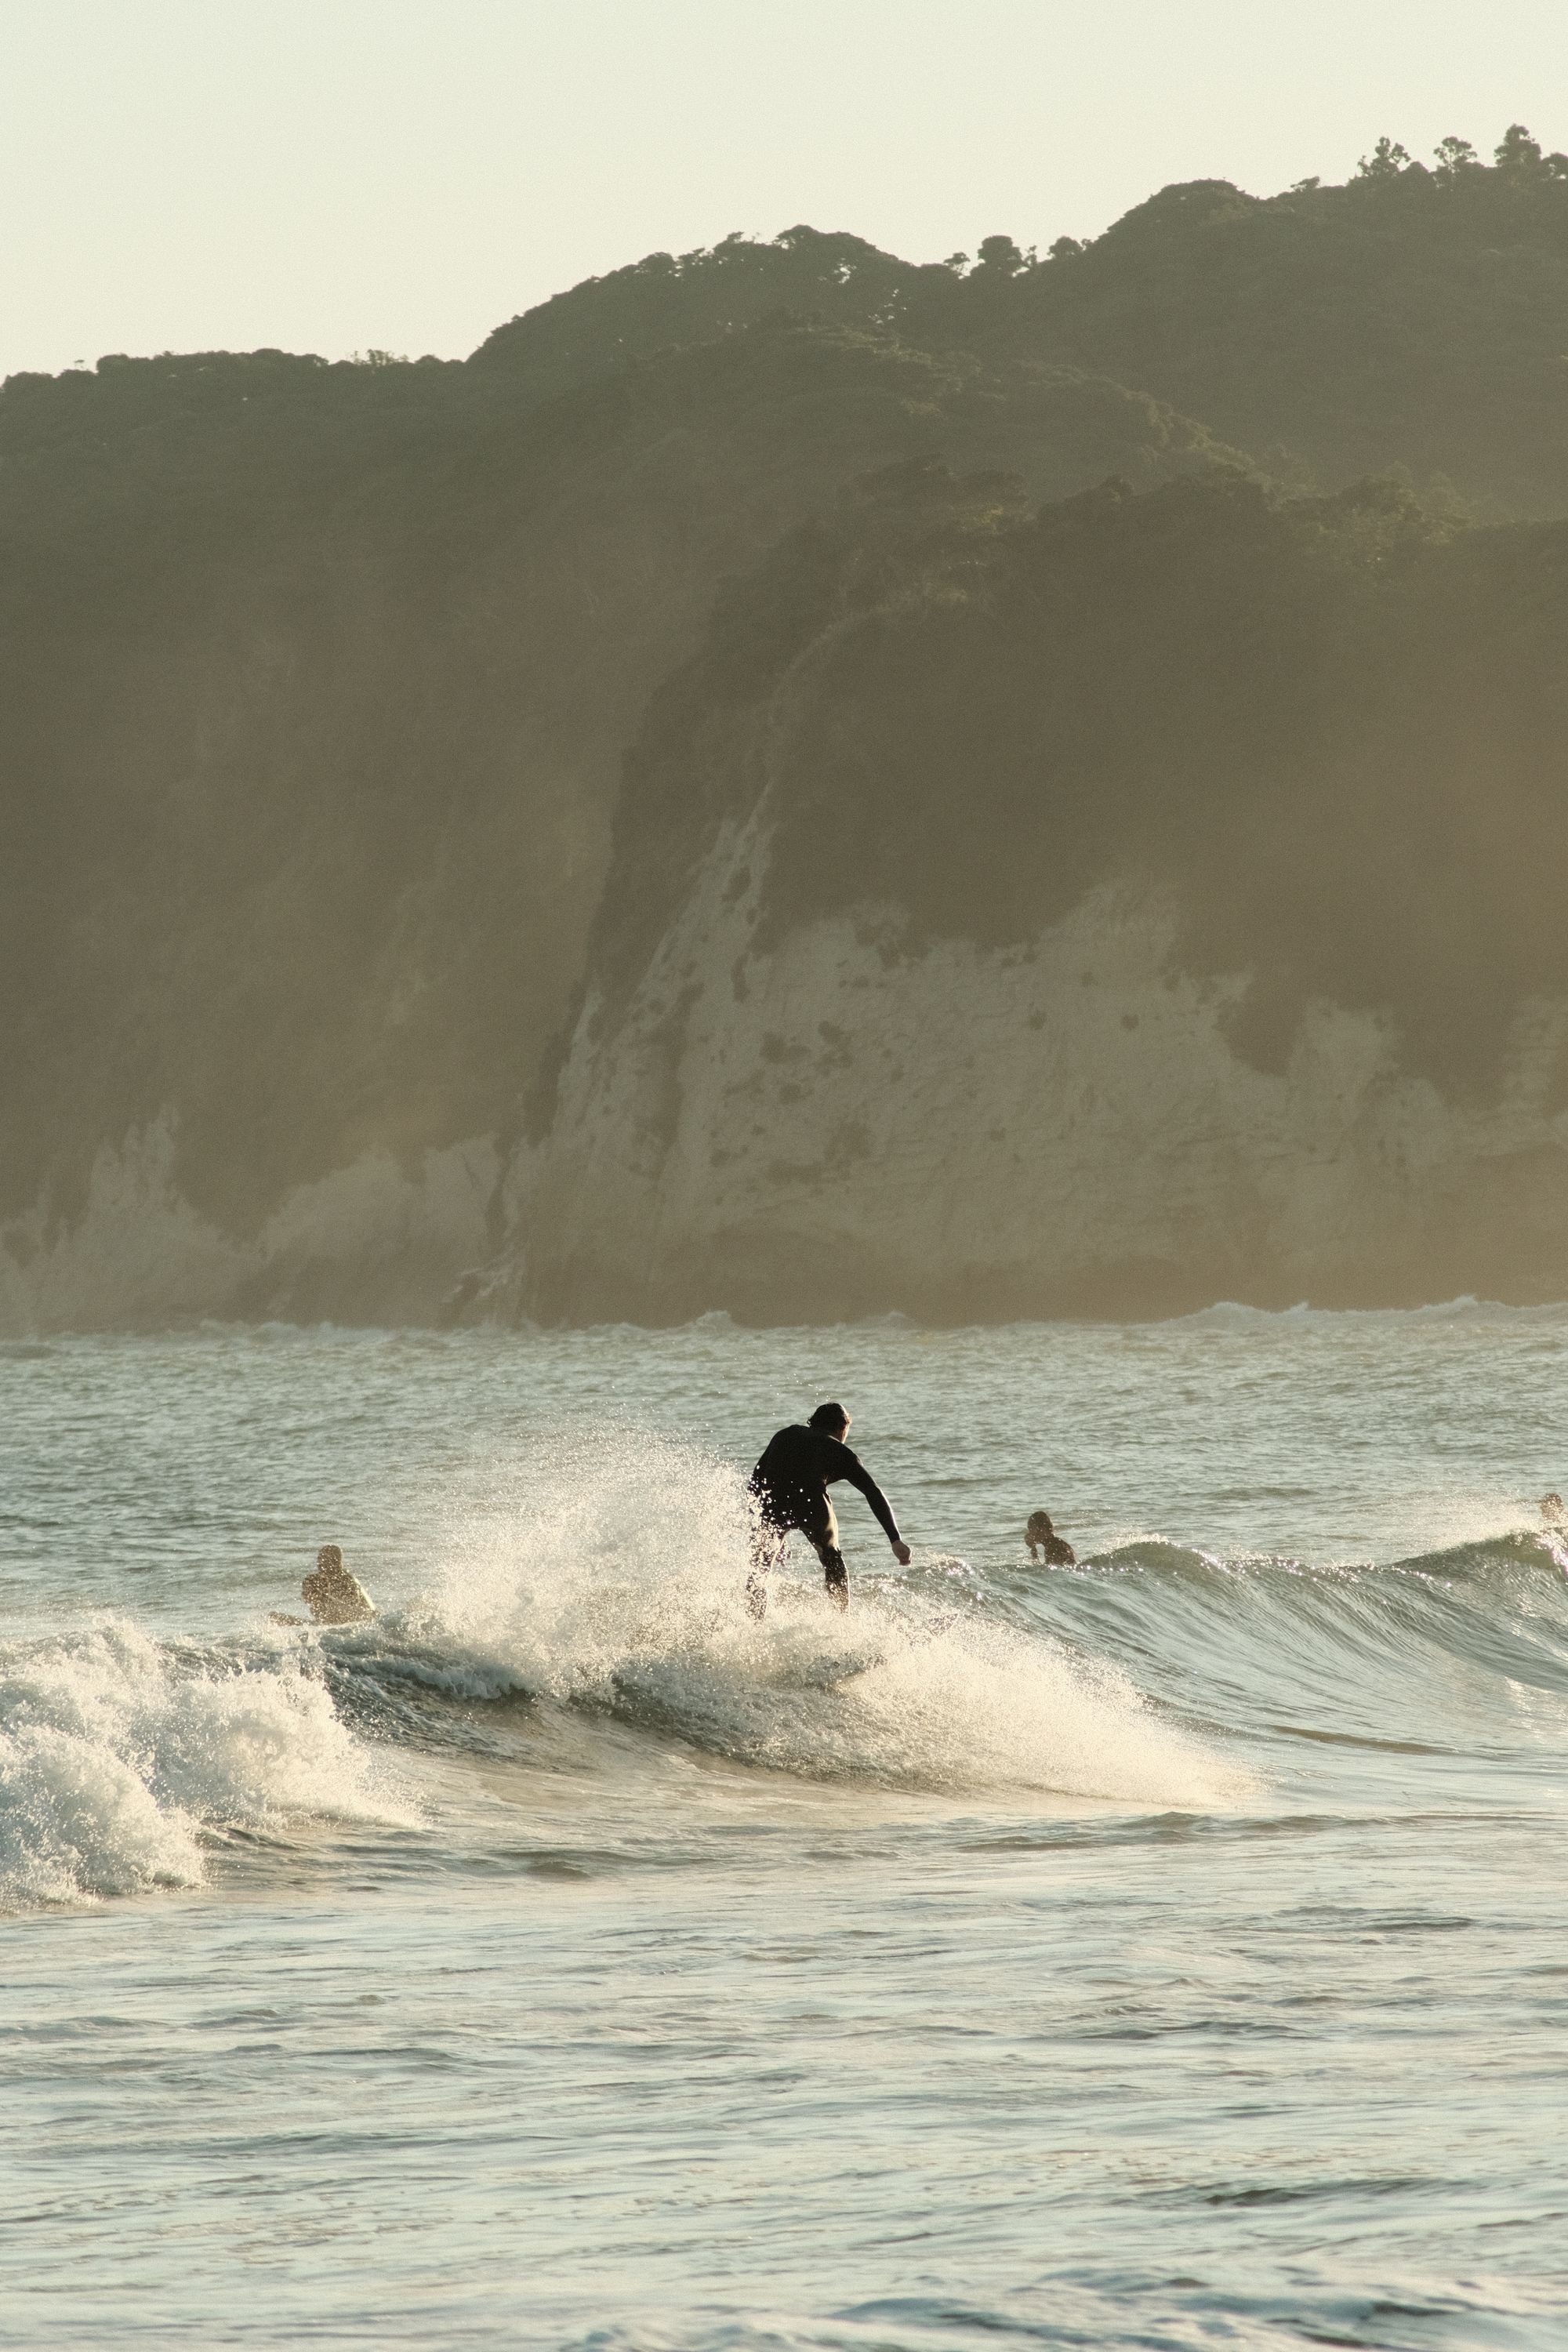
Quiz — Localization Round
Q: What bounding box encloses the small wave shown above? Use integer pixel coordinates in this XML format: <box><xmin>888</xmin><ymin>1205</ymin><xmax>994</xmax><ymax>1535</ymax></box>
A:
<box><xmin>0</xmin><ymin>1621</ymin><xmax>411</xmax><ymax>1911</ymax></box>
<box><xmin>1080</xmin><ymin>1528</ymin><xmax>1568</xmax><ymax>1592</ymax></box>
<box><xmin>1015</xmin><ymin>1530</ymin><xmax>1568</xmax><ymax>1744</ymax></box>
<box><xmin>564</xmin><ymin>2267</ymin><xmax>1557</xmax><ymax>2352</ymax></box>
<box><xmin>1163</xmin><ymin>1295</ymin><xmax>1568</xmax><ymax>1330</ymax></box>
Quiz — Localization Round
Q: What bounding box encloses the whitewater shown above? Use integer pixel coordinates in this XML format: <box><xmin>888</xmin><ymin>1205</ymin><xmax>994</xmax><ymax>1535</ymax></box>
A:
<box><xmin>2</xmin><ymin>1308</ymin><xmax>1566</xmax><ymax>2349</ymax></box>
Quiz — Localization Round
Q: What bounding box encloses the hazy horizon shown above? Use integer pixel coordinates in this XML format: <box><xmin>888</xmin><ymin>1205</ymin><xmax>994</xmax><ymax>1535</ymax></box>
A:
<box><xmin>5</xmin><ymin>0</ymin><xmax>1568</xmax><ymax>381</ymax></box>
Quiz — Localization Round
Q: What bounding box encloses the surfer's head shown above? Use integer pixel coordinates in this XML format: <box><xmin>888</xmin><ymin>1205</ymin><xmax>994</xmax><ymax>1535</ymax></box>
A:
<box><xmin>1026</xmin><ymin>1512</ymin><xmax>1053</xmax><ymax>1538</ymax></box>
<box><xmin>810</xmin><ymin>1401</ymin><xmax>850</xmax><ymax>1439</ymax></box>
<box><xmin>316</xmin><ymin>1543</ymin><xmax>344</xmax><ymax>1573</ymax></box>
<box><xmin>1541</xmin><ymin>1494</ymin><xmax>1565</xmax><ymax>1524</ymax></box>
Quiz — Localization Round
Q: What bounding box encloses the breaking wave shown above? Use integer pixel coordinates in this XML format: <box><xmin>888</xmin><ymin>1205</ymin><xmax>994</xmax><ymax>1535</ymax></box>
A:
<box><xmin>0</xmin><ymin>1621</ymin><xmax>412</xmax><ymax>1908</ymax></box>
<box><xmin>9</xmin><ymin>1425</ymin><xmax>1568</xmax><ymax>1915</ymax></box>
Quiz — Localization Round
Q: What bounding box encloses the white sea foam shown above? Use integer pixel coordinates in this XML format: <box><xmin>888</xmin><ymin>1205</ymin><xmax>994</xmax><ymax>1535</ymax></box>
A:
<box><xmin>412</xmin><ymin>1427</ymin><xmax>1248</xmax><ymax>1806</ymax></box>
<box><xmin>0</xmin><ymin>1621</ymin><xmax>408</xmax><ymax>1908</ymax></box>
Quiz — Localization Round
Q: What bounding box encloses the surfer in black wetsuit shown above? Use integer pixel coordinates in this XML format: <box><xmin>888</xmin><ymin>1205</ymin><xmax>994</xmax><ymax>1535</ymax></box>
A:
<box><xmin>1025</xmin><ymin>1511</ymin><xmax>1076</xmax><ymax>1566</ymax></box>
<box><xmin>746</xmin><ymin>1402</ymin><xmax>910</xmax><ymax>1616</ymax></box>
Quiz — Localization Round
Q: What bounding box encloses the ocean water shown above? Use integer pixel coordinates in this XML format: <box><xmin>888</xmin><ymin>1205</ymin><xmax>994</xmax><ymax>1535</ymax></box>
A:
<box><xmin>2</xmin><ymin>1306</ymin><xmax>1566</xmax><ymax>2349</ymax></box>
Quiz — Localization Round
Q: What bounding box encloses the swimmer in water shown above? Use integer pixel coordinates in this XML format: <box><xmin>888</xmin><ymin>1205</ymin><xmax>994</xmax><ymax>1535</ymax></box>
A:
<box><xmin>746</xmin><ymin>1402</ymin><xmax>910</xmax><ymax>1616</ymax></box>
<box><xmin>271</xmin><ymin>1544</ymin><xmax>377</xmax><ymax>1627</ymax></box>
<box><xmin>1025</xmin><ymin>1511</ymin><xmax>1076</xmax><ymax>1565</ymax></box>
<box><xmin>1541</xmin><ymin>1494</ymin><xmax>1566</xmax><ymax>1530</ymax></box>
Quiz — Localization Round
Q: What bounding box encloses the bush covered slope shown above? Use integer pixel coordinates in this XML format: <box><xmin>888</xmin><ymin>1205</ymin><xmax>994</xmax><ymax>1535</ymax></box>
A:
<box><xmin>477</xmin><ymin>129</ymin><xmax>1568</xmax><ymax>514</ymax></box>
<box><xmin>5</xmin><ymin>129</ymin><xmax>1568</xmax><ymax>1324</ymax></box>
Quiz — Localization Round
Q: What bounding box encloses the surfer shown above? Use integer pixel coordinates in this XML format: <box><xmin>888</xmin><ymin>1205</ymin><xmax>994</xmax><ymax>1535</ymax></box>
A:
<box><xmin>270</xmin><ymin>1544</ymin><xmax>377</xmax><ymax>1627</ymax></box>
<box><xmin>746</xmin><ymin>1402</ymin><xmax>910</xmax><ymax>1616</ymax></box>
<box><xmin>1541</xmin><ymin>1494</ymin><xmax>1566</xmax><ymax>1530</ymax></box>
<box><xmin>1025</xmin><ymin>1511</ymin><xmax>1076</xmax><ymax>1565</ymax></box>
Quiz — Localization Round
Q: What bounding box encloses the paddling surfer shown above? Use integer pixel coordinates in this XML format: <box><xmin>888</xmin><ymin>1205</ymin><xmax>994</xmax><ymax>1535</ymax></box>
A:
<box><xmin>746</xmin><ymin>1403</ymin><xmax>910</xmax><ymax>1616</ymax></box>
<box><xmin>270</xmin><ymin>1544</ymin><xmax>377</xmax><ymax>1627</ymax></box>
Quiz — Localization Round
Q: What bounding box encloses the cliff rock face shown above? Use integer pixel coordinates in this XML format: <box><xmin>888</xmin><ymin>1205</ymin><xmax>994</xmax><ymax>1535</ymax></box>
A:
<box><xmin>512</xmin><ymin>468</ymin><xmax>1568</xmax><ymax>1320</ymax></box>
<box><xmin>518</xmin><ymin>867</ymin><xmax>1568</xmax><ymax>1323</ymax></box>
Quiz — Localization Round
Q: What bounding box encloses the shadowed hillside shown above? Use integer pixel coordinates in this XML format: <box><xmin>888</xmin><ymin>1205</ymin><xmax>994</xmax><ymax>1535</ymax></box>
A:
<box><xmin>0</xmin><ymin>324</ymin><xmax>1237</xmax><ymax>1323</ymax></box>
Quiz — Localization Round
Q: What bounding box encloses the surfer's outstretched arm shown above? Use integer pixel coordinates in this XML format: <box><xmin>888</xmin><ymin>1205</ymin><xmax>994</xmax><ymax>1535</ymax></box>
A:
<box><xmin>837</xmin><ymin>1449</ymin><xmax>911</xmax><ymax>1563</ymax></box>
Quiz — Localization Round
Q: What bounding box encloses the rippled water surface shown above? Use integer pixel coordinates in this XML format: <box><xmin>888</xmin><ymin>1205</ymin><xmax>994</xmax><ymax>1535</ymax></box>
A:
<box><xmin>2</xmin><ymin>1307</ymin><xmax>1566</xmax><ymax>2348</ymax></box>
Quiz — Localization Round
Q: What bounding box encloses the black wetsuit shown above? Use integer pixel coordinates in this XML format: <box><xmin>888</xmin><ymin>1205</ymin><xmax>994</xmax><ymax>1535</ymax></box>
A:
<box><xmin>746</xmin><ymin>1424</ymin><xmax>902</xmax><ymax>1605</ymax></box>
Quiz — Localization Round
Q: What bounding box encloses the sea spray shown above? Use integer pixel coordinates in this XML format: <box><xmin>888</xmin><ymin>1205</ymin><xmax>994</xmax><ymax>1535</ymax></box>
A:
<box><xmin>408</xmin><ymin>1425</ymin><xmax>1248</xmax><ymax>1804</ymax></box>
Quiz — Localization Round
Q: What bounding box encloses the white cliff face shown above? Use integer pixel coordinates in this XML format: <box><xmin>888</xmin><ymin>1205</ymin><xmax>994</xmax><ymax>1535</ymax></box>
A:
<box><xmin>0</xmin><ymin>1120</ymin><xmax>499</xmax><ymax>1334</ymax></box>
<box><xmin>13</xmin><ymin>827</ymin><xmax>1568</xmax><ymax>1333</ymax></box>
<box><xmin>516</xmin><ymin>818</ymin><xmax>1568</xmax><ymax>1323</ymax></box>
<box><xmin>12</xmin><ymin>837</ymin><xmax>1568</xmax><ymax>1333</ymax></box>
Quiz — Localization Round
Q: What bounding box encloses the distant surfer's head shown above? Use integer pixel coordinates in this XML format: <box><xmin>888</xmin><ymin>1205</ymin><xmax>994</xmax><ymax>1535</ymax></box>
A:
<box><xmin>1026</xmin><ymin>1512</ymin><xmax>1053</xmax><ymax>1537</ymax></box>
<box><xmin>1541</xmin><ymin>1494</ymin><xmax>1565</xmax><ymax>1523</ymax></box>
<box><xmin>810</xmin><ymin>1401</ymin><xmax>850</xmax><ymax>1438</ymax></box>
<box><xmin>316</xmin><ymin>1544</ymin><xmax>344</xmax><ymax>1573</ymax></box>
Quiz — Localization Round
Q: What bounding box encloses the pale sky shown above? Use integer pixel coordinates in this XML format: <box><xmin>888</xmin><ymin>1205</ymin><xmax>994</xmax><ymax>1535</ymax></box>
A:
<box><xmin>4</xmin><ymin>0</ymin><xmax>1566</xmax><ymax>380</ymax></box>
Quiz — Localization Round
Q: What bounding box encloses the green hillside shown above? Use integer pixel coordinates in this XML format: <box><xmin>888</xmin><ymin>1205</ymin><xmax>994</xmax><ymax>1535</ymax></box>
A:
<box><xmin>475</xmin><ymin>125</ymin><xmax>1568</xmax><ymax>515</ymax></box>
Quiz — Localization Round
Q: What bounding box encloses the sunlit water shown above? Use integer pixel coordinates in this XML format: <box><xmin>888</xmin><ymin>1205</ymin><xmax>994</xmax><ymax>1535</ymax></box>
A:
<box><xmin>2</xmin><ymin>1306</ymin><xmax>1567</xmax><ymax>2349</ymax></box>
